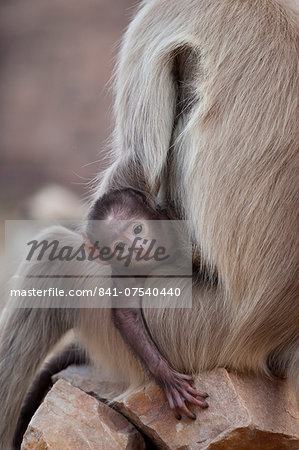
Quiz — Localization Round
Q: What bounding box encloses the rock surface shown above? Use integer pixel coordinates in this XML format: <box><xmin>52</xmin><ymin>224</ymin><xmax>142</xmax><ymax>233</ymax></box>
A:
<box><xmin>22</xmin><ymin>379</ymin><xmax>146</xmax><ymax>450</ymax></box>
<box><xmin>115</xmin><ymin>369</ymin><xmax>299</xmax><ymax>450</ymax></box>
<box><xmin>52</xmin><ymin>364</ymin><xmax>127</xmax><ymax>401</ymax></box>
<box><xmin>53</xmin><ymin>366</ymin><xmax>299</xmax><ymax>449</ymax></box>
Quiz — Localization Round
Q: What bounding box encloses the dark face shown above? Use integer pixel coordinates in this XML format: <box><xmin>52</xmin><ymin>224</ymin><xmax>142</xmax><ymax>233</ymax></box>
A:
<box><xmin>103</xmin><ymin>214</ymin><xmax>175</xmax><ymax>270</ymax></box>
<box><xmin>86</xmin><ymin>190</ymin><xmax>175</xmax><ymax>271</ymax></box>
<box><xmin>110</xmin><ymin>219</ymin><xmax>150</xmax><ymax>255</ymax></box>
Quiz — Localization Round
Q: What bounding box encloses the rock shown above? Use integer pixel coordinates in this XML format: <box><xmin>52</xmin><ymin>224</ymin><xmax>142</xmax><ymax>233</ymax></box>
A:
<box><xmin>113</xmin><ymin>368</ymin><xmax>299</xmax><ymax>450</ymax></box>
<box><xmin>52</xmin><ymin>364</ymin><xmax>127</xmax><ymax>401</ymax></box>
<box><xmin>22</xmin><ymin>379</ymin><xmax>146</xmax><ymax>450</ymax></box>
<box><xmin>49</xmin><ymin>366</ymin><xmax>299</xmax><ymax>449</ymax></box>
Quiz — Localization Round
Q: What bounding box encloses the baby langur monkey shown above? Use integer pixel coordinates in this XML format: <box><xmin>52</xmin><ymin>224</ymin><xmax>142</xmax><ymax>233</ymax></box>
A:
<box><xmin>83</xmin><ymin>189</ymin><xmax>209</xmax><ymax>420</ymax></box>
<box><xmin>13</xmin><ymin>189</ymin><xmax>208</xmax><ymax>447</ymax></box>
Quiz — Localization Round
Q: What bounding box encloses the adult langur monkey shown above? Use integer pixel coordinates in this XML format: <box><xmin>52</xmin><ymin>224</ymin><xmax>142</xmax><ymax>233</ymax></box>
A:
<box><xmin>0</xmin><ymin>0</ymin><xmax>298</xmax><ymax>447</ymax></box>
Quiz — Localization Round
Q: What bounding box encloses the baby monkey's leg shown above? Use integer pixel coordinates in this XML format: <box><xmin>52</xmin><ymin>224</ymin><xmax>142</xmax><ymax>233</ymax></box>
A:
<box><xmin>112</xmin><ymin>277</ymin><xmax>209</xmax><ymax>420</ymax></box>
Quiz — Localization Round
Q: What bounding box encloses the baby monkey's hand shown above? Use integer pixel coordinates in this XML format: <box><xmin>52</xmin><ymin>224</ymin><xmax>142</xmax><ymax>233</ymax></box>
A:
<box><xmin>153</xmin><ymin>361</ymin><xmax>209</xmax><ymax>420</ymax></box>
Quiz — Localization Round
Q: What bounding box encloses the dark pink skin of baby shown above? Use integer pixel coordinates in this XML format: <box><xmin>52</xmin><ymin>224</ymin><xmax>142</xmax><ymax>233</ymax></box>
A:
<box><xmin>111</xmin><ymin>273</ymin><xmax>209</xmax><ymax>420</ymax></box>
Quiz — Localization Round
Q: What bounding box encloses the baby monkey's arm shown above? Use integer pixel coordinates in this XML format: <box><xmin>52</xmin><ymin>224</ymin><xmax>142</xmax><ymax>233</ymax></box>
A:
<box><xmin>111</xmin><ymin>275</ymin><xmax>209</xmax><ymax>420</ymax></box>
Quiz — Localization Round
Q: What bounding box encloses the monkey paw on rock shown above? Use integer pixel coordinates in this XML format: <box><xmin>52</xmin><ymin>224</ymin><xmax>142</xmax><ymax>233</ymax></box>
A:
<box><xmin>154</xmin><ymin>363</ymin><xmax>209</xmax><ymax>420</ymax></box>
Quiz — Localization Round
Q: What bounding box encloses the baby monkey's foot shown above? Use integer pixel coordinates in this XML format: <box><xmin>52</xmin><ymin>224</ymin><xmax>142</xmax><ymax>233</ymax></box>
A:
<box><xmin>155</xmin><ymin>364</ymin><xmax>209</xmax><ymax>420</ymax></box>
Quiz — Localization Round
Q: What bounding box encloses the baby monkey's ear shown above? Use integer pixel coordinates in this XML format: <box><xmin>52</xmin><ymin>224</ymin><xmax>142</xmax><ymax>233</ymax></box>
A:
<box><xmin>81</xmin><ymin>232</ymin><xmax>110</xmax><ymax>265</ymax></box>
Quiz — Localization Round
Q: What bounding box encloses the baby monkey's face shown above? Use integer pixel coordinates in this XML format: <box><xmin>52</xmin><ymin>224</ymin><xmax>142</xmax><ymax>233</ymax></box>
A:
<box><xmin>85</xmin><ymin>190</ymin><xmax>175</xmax><ymax>272</ymax></box>
<box><xmin>111</xmin><ymin>219</ymin><xmax>149</xmax><ymax>255</ymax></box>
<box><xmin>104</xmin><ymin>216</ymin><xmax>175</xmax><ymax>271</ymax></box>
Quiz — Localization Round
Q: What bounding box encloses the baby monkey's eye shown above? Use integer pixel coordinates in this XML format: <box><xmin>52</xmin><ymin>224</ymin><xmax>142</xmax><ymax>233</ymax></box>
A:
<box><xmin>115</xmin><ymin>242</ymin><xmax>126</xmax><ymax>250</ymax></box>
<box><xmin>133</xmin><ymin>224</ymin><xmax>143</xmax><ymax>234</ymax></box>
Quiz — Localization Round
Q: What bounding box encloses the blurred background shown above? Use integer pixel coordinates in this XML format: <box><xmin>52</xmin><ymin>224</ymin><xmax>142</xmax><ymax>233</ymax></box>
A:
<box><xmin>0</xmin><ymin>0</ymin><xmax>136</xmax><ymax>226</ymax></box>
